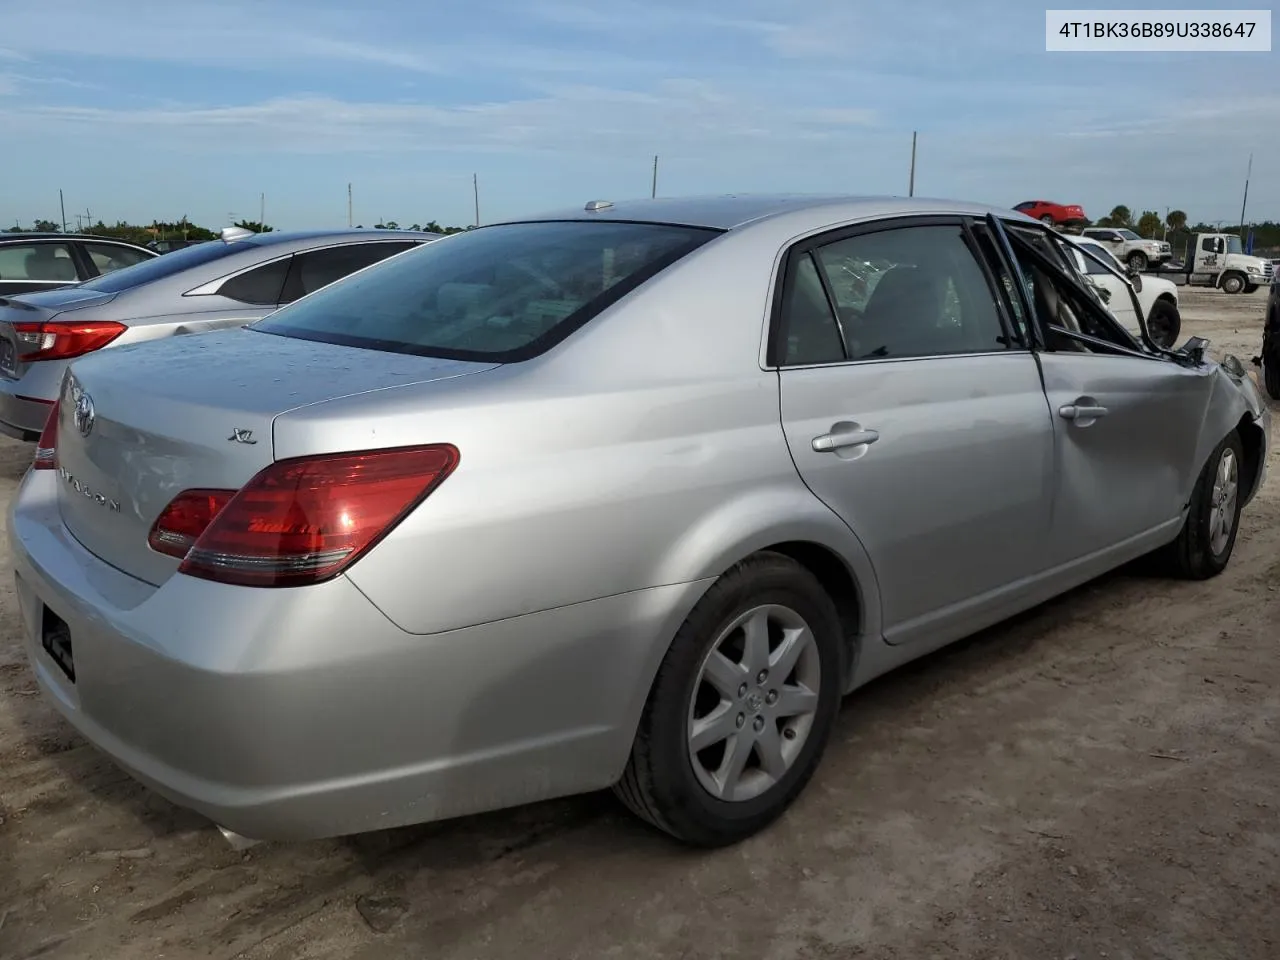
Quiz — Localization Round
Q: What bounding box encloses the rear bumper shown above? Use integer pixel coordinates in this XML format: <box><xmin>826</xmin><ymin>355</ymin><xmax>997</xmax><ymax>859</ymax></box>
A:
<box><xmin>0</xmin><ymin>360</ymin><xmax>66</xmax><ymax>438</ymax></box>
<box><xmin>0</xmin><ymin>387</ymin><xmax>52</xmax><ymax>440</ymax></box>
<box><xmin>10</xmin><ymin>469</ymin><xmax>706</xmax><ymax>840</ymax></box>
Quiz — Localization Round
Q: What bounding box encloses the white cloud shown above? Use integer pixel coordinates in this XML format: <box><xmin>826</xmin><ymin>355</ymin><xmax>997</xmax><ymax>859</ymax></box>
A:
<box><xmin>0</xmin><ymin>0</ymin><xmax>449</xmax><ymax>73</ymax></box>
<box><xmin>0</xmin><ymin>81</ymin><xmax>881</xmax><ymax>158</ymax></box>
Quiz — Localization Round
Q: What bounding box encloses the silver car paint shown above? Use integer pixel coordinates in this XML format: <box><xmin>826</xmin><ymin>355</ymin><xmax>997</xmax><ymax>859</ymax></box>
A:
<box><xmin>9</xmin><ymin>195</ymin><xmax>1272</xmax><ymax>841</ymax></box>
<box><xmin>0</xmin><ymin>230</ymin><xmax>437</xmax><ymax>438</ymax></box>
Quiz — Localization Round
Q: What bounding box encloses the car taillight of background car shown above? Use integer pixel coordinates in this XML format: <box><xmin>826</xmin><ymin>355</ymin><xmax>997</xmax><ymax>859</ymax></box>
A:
<box><xmin>12</xmin><ymin>321</ymin><xmax>127</xmax><ymax>362</ymax></box>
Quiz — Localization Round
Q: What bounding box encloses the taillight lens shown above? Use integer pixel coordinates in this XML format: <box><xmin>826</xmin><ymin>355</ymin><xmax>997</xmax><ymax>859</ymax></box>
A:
<box><xmin>33</xmin><ymin>400</ymin><xmax>59</xmax><ymax>470</ymax></box>
<box><xmin>12</xmin><ymin>320</ymin><xmax>127</xmax><ymax>362</ymax></box>
<box><xmin>148</xmin><ymin>444</ymin><xmax>460</xmax><ymax>587</ymax></box>
<box><xmin>147</xmin><ymin>489</ymin><xmax>236</xmax><ymax>558</ymax></box>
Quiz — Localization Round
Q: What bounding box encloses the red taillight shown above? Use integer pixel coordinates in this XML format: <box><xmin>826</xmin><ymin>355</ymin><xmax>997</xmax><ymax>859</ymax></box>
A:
<box><xmin>147</xmin><ymin>489</ymin><xmax>236</xmax><ymax>558</ymax></box>
<box><xmin>33</xmin><ymin>400</ymin><xmax>59</xmax><ymax>470</ymax></box>
<box><xmin>12</xmin><ymin>320</ymin><xmax>127</xmax><ymax>362</ymax></box>
<box><xmin>148</xmin><ymin>444</ymin><xmax>460</xmax><ymax>588</ymax></box>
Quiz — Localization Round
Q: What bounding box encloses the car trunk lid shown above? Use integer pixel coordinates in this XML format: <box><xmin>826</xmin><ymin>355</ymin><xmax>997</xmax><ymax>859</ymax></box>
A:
<box><xmin>0</xmin><ymin>288</ymin><xmax>119</xmax><ymax>379</ymax></box>
<box><xmin>53</xmin><ymin>328</ymin><xmax>498</xmax><ymax>586</ymax></box>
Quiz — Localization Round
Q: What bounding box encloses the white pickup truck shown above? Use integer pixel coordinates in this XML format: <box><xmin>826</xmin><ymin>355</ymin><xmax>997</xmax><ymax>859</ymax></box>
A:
<box><xmin>1153</xmin><ymin>233</ymin><xmax>1275</xmax><ymax>294</ymax></box>
<box><xmin>1061</xmin><ymin>234</ymin><xmax>1182</xmax><ymax>347</ymax></box>
<box><xmin>1078</xmin><ymin>227</ymin><xmax>1172</xmax><ymax>272</ymax></box>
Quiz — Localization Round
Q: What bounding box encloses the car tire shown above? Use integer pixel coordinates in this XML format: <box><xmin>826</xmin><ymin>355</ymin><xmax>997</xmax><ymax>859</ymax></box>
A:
<box><xmin>1264</xmin><ymin>352</ymin><xmax>1280</xmax><ymax>401</ymax></box>
<box><xmin>1220</xmin><ymin>272</ymin><xmax>1246</xmax><ymax>294</ymax></box>
<box><xmin>613</xmin><ymin>551</ymin><xmax>843</xmax><ymax>847</ymax></box>
<box><xmin>1245</xmin><ymin>284</ymin><xmax>1258</xmax><ymax>294</ymax></box>
<box><xmin>1040</xmin><ymin>215</ymin><xmax>1055</xmax><ymax>226</ymax></box>
<box><xmin>1161</xmin><ymin>430</ymin><xmax>1245</xmax><ymax>580</ymax></box>
<box><xmin>1127</xmin><ymin>251</ymin><xmax>1149</xmax><ymax>272</ymax></box>
<box><xmin>1145</xmin><ymin>297</ymin><xmax>1181</xmax><ymax>348</ymax></box>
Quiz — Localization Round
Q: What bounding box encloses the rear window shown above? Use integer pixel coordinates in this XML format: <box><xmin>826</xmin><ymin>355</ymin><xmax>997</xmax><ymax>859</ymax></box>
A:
<box><xmin>81</xmin><ymin>240</ymin><xmax>251</xmax><ymax>293</ymax></box>
<box><xmin>250</xmin><ymin>221</ymin><xmax>719</xmax><ymax>362</ymax></box>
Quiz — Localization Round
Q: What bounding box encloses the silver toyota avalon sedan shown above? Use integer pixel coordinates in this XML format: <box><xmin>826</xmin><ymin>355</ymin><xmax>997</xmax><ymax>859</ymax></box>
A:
<box><xmin>10</xmin><ymin>195</ymin><xmax>1270</xmax><ymax>847</ymax></box>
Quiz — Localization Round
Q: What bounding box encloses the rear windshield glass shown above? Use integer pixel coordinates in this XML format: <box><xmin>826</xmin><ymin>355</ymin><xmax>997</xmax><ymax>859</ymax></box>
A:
<box><xmin>80</xmin><ymin>240</ymin><xmax>251</xmax><ymax>293</ymax></box>
<box><xmin>250</xmin><ymin>220</ymin><xmax>719</xmax><ymax>362</ymax></box>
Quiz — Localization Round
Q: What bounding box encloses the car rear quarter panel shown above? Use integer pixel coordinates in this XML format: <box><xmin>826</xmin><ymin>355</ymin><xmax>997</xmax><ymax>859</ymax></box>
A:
<box><xmin>272</xmin><ymin>227</ymin><xmax>883</xmax><ymax>641</ymax></box>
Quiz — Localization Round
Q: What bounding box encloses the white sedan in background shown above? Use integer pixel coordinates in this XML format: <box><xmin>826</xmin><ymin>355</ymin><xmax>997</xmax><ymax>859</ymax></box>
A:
<box><xmin>1062</xmin><ymin>233</ymin><xmax>1182</xmax><ymax>348</ymax></box>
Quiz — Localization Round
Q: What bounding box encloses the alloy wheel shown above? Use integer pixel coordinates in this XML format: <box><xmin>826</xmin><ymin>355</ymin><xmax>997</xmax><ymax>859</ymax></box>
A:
<box><xmin>686</xmin><ymin>604</ymin><xmax>821</xmax><ymax>803</ymax></box>
<box><xmin>1209</xmin><ymin>447</ymin><xmax>1238</xmax><ymax>556</ymax></box>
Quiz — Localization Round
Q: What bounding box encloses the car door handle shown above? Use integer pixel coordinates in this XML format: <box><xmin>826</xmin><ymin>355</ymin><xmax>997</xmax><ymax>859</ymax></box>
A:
<box><xmin>812</xmin><ymin>424</ymin><xmax>880</xmax><ymax>452</ymax></box>
<box><xmin>1058</xmin><ymin>403</ymin><xmax>1109</xmax><ymax>420</ymax></box>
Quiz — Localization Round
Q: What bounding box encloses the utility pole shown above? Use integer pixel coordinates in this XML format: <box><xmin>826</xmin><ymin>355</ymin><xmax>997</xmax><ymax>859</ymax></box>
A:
<box><xmin>651</xmin><ymin>155</ymin><xmax>659</xmax><ymax>198</ymax></box>
<box><xmin>59</xmin><ymin>189</ymin><xmax>67</xmax><ymax>233</ymax></box>
<box><xmin>260</xmin><ymin>192</ymin><xmax>265</xmax><ymax>228</ymax></box>
<box><xmin>1237</xmin><ymin>152</ymin><xmax>1252</xmax><ymax>239</ymax></box>
<box><xmin>473</xmin><ymin>173</ymin><xmax>480</xmax><ymax>227</ymax></box>
<box><xmin>347</xmin><ymin>182</ymin><xmax>353</xmax><ymax>228</ymax></box>
<box><xmin>1163</xmin><ymin>205</ymin><xmax>1169</xmax><ymax>240</ymax></box>
<box><xmin>908</xmin><ymin>131</ymin><xmax>917</xmax><ymax>197</ymax></box>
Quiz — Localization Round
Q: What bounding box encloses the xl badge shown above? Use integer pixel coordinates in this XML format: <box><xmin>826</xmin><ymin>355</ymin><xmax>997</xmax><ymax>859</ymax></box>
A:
<box><xmin>228</xmin><ymin>428</ymin><xmax>257</xmax><ymax>444</ymax></box>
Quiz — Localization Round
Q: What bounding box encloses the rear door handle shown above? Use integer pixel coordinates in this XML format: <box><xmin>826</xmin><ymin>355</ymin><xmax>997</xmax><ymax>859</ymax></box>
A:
<box><xmin>1058</xmin><ymin>404</ymin><xmax>1109</xmax><ymax>421</ymax></box>
<box><xmin>812</xmin><ymin>424</ymin><xmax>880</xmax><ymax>452</ymax></box>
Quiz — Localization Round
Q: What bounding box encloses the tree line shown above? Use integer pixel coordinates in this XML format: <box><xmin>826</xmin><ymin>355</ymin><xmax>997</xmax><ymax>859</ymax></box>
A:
<box><xmin>7</xmin><ymin>208</ymin><xmax>1277</xmax><ymax>253</ymax></box>
<box><xmin>1084</xmin><ymin>205</ymin><xmax>1279</xmax><ymax>253</ymax></box>
<box><xmin>3</xmin><ymin>217</ymin><xmax>472</xmax><ymax>245</ymax></box>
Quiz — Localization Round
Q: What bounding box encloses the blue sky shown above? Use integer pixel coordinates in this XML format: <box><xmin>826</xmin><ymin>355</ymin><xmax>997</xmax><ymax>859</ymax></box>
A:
<box><xmin>0</xmin><ymin>0</ymin><xmax>1276</xmax><ymax>231</ymax></box>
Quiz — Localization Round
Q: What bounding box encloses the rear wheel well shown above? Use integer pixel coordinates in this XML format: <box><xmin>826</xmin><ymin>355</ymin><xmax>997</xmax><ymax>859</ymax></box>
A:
<box><xmin>1238</xmin><ymin>414</ymin><xmax>1266</xmax><ymax>503</ymax></box>
<box><xmin>760</xmin><ymin>541</ymin><xmax>863</xmax><ymax>685</ymax></box>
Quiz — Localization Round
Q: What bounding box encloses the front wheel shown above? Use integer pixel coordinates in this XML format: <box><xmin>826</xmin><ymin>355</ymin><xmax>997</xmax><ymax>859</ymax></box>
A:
<box><xmin>1264</xmin><ymin>351</ymin><xmax>1280</xmax><ymax>400</ymax></box>
<box><xmin>1220</xmin><ymin>272</ymin><xmax>1246</xmax><ymax>294</ymax></box>
<box><xmin>1127</xmin><ymin>250</ymin><xmax>1149</xmax><ymax>272</ymax></box>
<box><xmin>1159</xmin><ymin>430</ymin><xmax>1244</xmax><ymax>580</ymax></box>
<box><xmin>613</xmin><ymin>552</ymin><xmax>843</xmax><ymax>846</ymax></box>
<box><xmin>1145</xmin><ymin>297</ymin><xmax>1181</xmax><ymax>348</ymax></box>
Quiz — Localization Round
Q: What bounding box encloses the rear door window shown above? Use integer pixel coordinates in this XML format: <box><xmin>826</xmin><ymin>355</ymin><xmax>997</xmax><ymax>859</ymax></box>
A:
<box><xmin>253</xmin><ymin>222</ymin><xmax>718</xmax><ymax>361</ymax></box>
<box><xmin>775</xmin><ymin>222</ymin><xmax>1013</xmax><ymax>364</ymax></box>
<box><xmin>82</xmin><ymin>240</ymin><xmax>250</xmax><ymax>293</ymax></box>
<box><xmin>279</xmin><ymin>241</ymin><xmax>420</xmax><ymax>304</ymax></box>
<box><xmin>82</xmin><ymin>243</ymin><xmax>153</xmax><ymax>277</ymax></box>
<box><xmin>0</xmin><ymin>242</ymin><xmax>78</xmax><ymax>282</ymax></box>
<box><xmin>216</xmin><ymin>257</ymin><xmax>292</xmax><ymax>305</ymax></box>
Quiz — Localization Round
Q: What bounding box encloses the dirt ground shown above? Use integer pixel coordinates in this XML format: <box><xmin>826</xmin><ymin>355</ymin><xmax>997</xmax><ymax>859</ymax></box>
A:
<box><xmin>1</xmin><ymin>287</ymin><xmax>1277</xmax><ymax>960</ymax></box>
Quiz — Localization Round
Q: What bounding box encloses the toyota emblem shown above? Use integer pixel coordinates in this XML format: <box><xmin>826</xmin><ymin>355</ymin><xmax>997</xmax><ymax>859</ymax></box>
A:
<box><xmin>73</xmin><ymin>392</ymin><xmax>96</xmax><ymax>438</ymax></box>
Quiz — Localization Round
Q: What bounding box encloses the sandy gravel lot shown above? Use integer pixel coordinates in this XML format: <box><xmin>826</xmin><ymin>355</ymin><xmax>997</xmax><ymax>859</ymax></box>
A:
<box><xmin>1</xmin><ymin>287</ymin><xmax>1277</xmax><ymax>960</ymax></box>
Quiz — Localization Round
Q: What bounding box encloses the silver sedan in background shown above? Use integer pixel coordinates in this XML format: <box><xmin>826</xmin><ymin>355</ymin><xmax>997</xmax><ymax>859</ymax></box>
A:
<box><xmin>0</xmin><ymin>227</ymin><xmax>439</xmax><ymax>439</ymax></box>
<box><xmin>9</xmin><ymin>195</ymin><xmax>1269</xmax><ymax>848</ymax></box>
